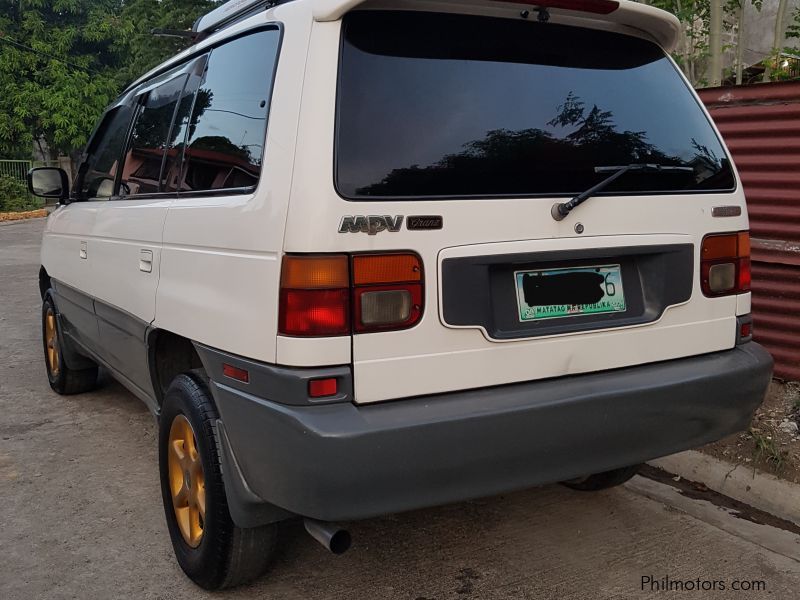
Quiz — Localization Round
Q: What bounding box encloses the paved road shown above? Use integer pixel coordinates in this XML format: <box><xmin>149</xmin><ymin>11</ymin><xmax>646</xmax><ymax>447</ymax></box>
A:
<box><xmin>2</xmin><ymin>217</ymin><xmax>799</xmax><ymax>599</ymax></box>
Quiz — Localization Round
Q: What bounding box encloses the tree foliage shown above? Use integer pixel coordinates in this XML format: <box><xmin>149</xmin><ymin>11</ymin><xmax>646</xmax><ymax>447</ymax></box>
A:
<box><xmin>644</xmin><ymin>0</ymin><xmax>800</xmax><ymax>87</ymax></box>
<box><xmin>112</xmin><ymin>0</ymin><xmax>216</xmax><ymax>86</ymax></box>
<box><xmin>0</xmin><ymin>0</ymin><xmax>214</xmax><ymax>159</ymax></box>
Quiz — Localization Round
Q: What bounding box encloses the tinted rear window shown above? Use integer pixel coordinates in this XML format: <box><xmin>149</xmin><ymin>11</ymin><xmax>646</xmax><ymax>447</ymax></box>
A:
<box><xmin>335</xmin><ymin>12</ymin><xmax>735</xmax><ymax>199</ymax></box>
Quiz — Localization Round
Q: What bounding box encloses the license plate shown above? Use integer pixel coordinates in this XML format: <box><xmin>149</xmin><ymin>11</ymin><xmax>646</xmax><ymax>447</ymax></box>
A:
<box><xmin>514</xmin><ymin>264</ymin><xmax>626</xmax><ymax>322</ymax></box>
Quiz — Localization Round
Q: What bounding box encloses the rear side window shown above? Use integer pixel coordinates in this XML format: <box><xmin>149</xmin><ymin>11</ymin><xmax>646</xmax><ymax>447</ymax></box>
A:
<box><xmin>79</xmin><ymin>106</ymin><xmax>133</xmax><ymax>199</ymax></box>
<box><xmin>180</xmin><ymin>29</ymin><xmax>280</xmax><ymax>193</ymax></box>
<box><xmin>335</xmin><ymin>12</ymin><xmax>735</xmax><ymax>199</ymax></box>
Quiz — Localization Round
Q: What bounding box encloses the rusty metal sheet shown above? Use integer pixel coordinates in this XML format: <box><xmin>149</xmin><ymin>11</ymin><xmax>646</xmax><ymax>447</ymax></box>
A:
<box><xmin>700</xmin><ymin>82</ymin><xmax>800</xmax><ymax>381</ymax></box>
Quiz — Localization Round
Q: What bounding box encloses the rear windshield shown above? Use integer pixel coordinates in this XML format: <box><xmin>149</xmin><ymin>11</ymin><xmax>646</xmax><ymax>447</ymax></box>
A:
<box><xmin>335</xmin><ymin>11</ymin><xmax>735</xmax><ymax>200</ymax></box>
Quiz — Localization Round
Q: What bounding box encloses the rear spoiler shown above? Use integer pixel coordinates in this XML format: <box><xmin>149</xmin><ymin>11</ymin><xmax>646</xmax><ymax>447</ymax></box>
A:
<box><xmin>311</xmin><ymin>0</ymin><xmax>681</xmax><ymax>51</ymax></box>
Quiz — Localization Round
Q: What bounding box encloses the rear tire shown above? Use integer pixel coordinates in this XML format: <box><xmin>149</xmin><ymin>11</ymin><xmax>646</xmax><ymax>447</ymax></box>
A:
<box><xmin>42</xmin><ymin>293</ymin><xmax>98</xmax><ymax>395</ymax></box>
<box><xmin>561</xmin><ymin>464</ymin><xmax>641</xmax><ymax>491</ymax></box>
<box><xmin>158</xmin><ymin>373</ymin><xmax>277</xmax><ymax>590</ymax></box>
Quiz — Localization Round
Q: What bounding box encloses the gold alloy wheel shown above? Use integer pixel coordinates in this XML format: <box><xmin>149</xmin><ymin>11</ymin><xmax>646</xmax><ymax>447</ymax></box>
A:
<box><xmin>45</xmin><ymin>308</ymin><xmax>59</xmax><ymax>376</ymax></box>
<box><xmin>168</xmin><ymin>414</ymin><xmax>206</xmax><ymax>547</ymax></box>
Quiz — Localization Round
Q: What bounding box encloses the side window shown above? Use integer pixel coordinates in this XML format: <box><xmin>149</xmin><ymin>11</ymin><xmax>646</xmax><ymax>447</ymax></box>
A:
<box><xmin>79</xmin><ymin>106</ymin><xmax>133</xmax><ymax>200</ymax></box>
<box><xmin>119</xmin><ymin>74</ymin><xmax>188</xmax><ymax>197</ymax></box>
<box><xmin>179</xmin><ymin>29</ymin><xmax>280</xmax><ymax>193</ymax></box>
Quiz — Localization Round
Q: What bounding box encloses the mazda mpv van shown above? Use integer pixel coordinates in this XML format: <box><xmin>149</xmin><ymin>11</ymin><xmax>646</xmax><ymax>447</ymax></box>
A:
<box><xmin>29</xmin><ymin>0</ymin><xmax>773</xmax><ymax>589</ymax></box>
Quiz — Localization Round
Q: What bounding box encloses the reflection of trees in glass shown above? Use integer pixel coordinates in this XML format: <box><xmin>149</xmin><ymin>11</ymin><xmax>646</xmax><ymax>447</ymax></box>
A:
<box><xmin>184</xmin><ymin>87</ymin><xmax>259</xmax><ymax>166</ymax></box>
<box><xmin>130</xmin><ymin>78</ymin><xmax>186</xmax><ymax>152</ymax></box>
<box><xmin>356</xmin><ymin>92</ymin><xmax>726</xmax><ymax>197</ymax></box>
<box><xmin>189</xmin><ymin>135</ymin><xmax>252</xmax><ymax>164</ymax></box>
<box><xmin>690</xmin><ymin>138</ymin><xmax>721</xmax><ymax>169</ymax></box>
<box><xmin>184</xmin><ymin>88</ymin><xmax>212</xmax><ymax>146</ymax></box>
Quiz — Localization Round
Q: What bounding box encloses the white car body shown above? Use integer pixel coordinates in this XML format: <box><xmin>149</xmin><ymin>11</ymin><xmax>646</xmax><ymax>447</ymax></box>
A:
<box><xmin>37</xmin><ymin>0</ymin><xmax>772</xmax><ymax>541</ymax></box>
<box><xmin>44</xmin><ymin>0</ymin><xmax>750</xmax><ymax>404</ymax></box>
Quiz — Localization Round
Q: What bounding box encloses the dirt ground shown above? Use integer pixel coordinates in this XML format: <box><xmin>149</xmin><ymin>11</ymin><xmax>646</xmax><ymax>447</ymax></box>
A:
<box><xmin>2</xmin><ymin>217</ymin><xmax>800</xmax><ymax>600</ymax></box>
<box><xmin>0</xmin><ymin>208</ymin><xmax>48</xmax><ymax>222</ymax></box>
<box><xmin>703</xmin><ymin>380</ymin><xmax>800</xmax><ymax>483</ymax></box>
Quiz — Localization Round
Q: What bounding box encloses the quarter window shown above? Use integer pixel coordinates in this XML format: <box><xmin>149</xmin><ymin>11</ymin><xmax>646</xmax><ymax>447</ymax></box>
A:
<box><xmin>120</xmin><ymin>75</ymin><xmax>188</xmax><ymax>196</ymax></box>
<box><xmin>180</xmin><ymin>29</ymin><xmax>280</xmax><ymax>193</ymax></box>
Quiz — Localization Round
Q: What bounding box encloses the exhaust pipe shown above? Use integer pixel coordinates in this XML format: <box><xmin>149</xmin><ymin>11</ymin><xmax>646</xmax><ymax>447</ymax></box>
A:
<box><xmin>303</xmin><ymin>518</ymin><xmax>351</xmax><ymax>555</ymax></box>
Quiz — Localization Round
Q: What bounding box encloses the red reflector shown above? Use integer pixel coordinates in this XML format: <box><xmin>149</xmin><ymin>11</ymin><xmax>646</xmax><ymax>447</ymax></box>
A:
<box><xmin>309</xmin><ymin>378</ymin><xmax>338</xmax><ymax>398</ymax></box>
<box><xmin>740</xmin><ymin>321</ymin><xmax>752</xmax><ymax>338</ymax></box>
<box><xmin>279</xmin><ymin>289</ymin><xmax>350</xmax><ymax>336</ymax></box>
<box><xmin>222</xmin><ymin>363</ymin><xmax>249</xmax><ymax>383</ymax></box>
<box><xmin>503</xmin><ymin>0</ymin><xmax>619</xmax><ymax>14</ymax></box>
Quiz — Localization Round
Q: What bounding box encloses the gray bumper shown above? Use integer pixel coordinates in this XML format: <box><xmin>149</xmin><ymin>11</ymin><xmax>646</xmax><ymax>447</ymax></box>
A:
<box><xmin>206</xmin><ymin>343</ymin><xmax>772</xmax><ymax>525</ymax></box>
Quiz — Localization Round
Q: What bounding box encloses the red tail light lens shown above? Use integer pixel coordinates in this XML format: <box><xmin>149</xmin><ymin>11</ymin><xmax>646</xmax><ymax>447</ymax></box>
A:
<box><xmin>701</xmin><ymin>231</ymin><xmax>750</xmax><ymax>297</ymax></box>
<box><xmin>279</xmin><ymin>288</ymin><xmax>350</xmax><ymax>336</ymax></box>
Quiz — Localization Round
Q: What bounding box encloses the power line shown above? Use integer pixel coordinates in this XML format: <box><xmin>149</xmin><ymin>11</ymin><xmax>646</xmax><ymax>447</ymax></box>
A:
<box><xmin>0</xmin><ymin>32</ymin><xmax>99</xmax><ymax>74</ymax></box>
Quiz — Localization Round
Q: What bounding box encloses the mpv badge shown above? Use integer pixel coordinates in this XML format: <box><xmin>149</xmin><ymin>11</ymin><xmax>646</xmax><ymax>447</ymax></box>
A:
<box><xmin>339</xmin><ymin>215</ymin><xmax>403</xmax><ymax>235</ymax></box>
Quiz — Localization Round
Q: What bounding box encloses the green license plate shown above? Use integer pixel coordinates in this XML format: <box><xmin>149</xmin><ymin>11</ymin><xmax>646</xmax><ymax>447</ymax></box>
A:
<box><xmin>514</xmin><ymin>264</ymin><xmax>626</xmax><ymax>322</ymax></box>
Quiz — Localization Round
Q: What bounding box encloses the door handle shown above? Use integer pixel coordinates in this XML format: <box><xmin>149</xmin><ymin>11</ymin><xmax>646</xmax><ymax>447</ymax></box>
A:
<box><xmin>139</xmin><ymin>249</ymin><xmax>153</xmax><ymax>273</ymax></box>
<box><xmin>79</xmin><ymin>241</ymin><xmax>87</xmax><ymax>260</ymax></box>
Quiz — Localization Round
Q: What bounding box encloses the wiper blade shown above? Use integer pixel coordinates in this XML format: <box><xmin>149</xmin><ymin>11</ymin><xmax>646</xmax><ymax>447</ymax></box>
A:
<box><xmin>550</xmin><ymin>163</ymin><xmax>695</xmax><ymax>222</ymax></box>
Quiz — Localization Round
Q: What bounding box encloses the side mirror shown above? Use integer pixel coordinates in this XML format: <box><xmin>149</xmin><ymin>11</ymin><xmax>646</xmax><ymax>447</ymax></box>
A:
<box><xmin>27</xmin><ymin>167</ymin><xmax>70</xmax><ymax>203</ymax></box>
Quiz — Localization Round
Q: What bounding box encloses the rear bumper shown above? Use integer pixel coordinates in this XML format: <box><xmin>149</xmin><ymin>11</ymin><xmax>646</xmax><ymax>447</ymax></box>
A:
<box><xmin>205</xmin><ymin>343</ymin><xmax>772</xmax><ymax>525</ymax></box>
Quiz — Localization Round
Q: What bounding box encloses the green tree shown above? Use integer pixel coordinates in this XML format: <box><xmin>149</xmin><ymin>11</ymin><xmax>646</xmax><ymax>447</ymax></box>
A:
<box><xmin>0</xmin><ymin>0</ymin><xmax>124</xmax><ymax>159</ymax></box>
<box><xmin>113</xmin><ymin>0</ymin><xmax>216</xmax><ymax>87</ymax></box>
<box><xmin>0</xmin><ymin>0</ymin><xmax>215</xmax><ymax>160</ymax></box>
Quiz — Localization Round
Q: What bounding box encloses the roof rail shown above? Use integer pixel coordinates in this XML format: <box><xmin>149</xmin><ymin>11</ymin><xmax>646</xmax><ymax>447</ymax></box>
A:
<box><xmin>192</xmin><ymin>0</ymin><xmax>286</xmax><ymax>36</ymax></box>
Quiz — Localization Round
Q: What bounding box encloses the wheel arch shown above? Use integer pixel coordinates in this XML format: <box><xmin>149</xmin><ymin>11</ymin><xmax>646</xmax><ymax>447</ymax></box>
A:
<box><xmin>39</xmin><ymin>266</ymin><xmax>52</xmax><ymax>299</ymax></box>
<box><xmin>147</xmin><ymin>329</ymin><xmax>205</xmax><ymax>407</ymax></box>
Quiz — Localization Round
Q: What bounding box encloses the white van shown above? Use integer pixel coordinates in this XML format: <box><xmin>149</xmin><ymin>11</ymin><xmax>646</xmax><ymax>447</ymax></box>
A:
<box><xmin>30</xmin><ymin>0</ymin><xmax>773</xmax><ymax>589</ymax></box>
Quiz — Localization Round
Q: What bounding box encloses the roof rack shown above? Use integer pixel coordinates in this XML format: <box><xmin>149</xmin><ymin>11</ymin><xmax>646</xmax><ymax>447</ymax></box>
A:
<box><xmin>192</xmin><ymin>0</ymin><xmax>287</xmax><ymax>36</ymax></box>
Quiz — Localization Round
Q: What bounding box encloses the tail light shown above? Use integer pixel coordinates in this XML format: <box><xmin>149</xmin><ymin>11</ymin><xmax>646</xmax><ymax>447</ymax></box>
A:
<box><xmin>279</xmin><ymin>253</ymin><xmax>423</xmax><ymax>336</ymax></box>
<box><xmin>279</xmin><ymin>255</ymin><xmax>350</xmax><ymax>336</ymax></box>
<box><xmin>701</xmin><ymin>231</ymin><xmax>751</xmax><ymax>297</ymax></box>
<box><xmin>352</xmin><ymin>254</ymin><xmax>423</xmax><ymax>333</ymax></box>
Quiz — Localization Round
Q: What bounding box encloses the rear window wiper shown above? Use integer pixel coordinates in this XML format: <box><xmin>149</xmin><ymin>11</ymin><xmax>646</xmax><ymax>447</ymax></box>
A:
<box><xmin>550</xmin><ymin>163</ymin><xmax>695</xmax><ymax>221</ymax></box>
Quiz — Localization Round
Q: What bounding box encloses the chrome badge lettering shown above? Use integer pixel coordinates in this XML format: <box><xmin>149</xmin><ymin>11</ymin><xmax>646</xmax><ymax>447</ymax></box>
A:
<box><xmin>339</xmin><ymin>215</ymin><xmax>403</xmax><ymax>235</ymax></box>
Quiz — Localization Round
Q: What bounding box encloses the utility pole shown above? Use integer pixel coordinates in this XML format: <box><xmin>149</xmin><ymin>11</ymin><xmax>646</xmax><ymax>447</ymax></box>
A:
<box><xmin>708</xmin><ymin>0</ymin><xmax>724</xmax><ymax>87</ymax></box>
<box><xmin>763</xmin><ymin>0</ymin><xmax>790</xmax><ymax>82</ymax></box>
<box><xmin>735</xmin><ymin>1</ymin><xmax>746</xmax><ymax>85</ymax></box>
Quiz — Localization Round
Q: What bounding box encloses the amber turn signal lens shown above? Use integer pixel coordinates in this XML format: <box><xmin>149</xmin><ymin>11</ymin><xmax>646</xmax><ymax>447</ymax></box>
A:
<box><xmin>353</xmin><ymin>254</ymin><xmax>422</xmax><ymax>286</ymax></box>
<box><xmin>702</xmin><ymin>234</ymin><xmax>738</xmax><ymax>260</ymax></box>
<box><xmin>281</xmin><ymin>255</ymin><xmax>349</xmax><ymax>289</ymax></box>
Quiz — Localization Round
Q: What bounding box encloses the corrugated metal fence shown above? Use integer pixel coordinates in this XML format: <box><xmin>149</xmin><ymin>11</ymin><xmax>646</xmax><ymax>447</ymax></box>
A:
<box><xmin>700</xmin><ymin>82</ymin><xmax>800</xmax><ymax>381</ymax></box>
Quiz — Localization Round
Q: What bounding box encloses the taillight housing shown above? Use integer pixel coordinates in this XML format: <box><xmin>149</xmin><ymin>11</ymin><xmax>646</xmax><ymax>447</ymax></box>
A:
<box><xmin>278</xmin><ymin>253</ymin><xmax>424</xmax><ymax>336</ymax></box>
<box><xmin>279</xmin><ymin>255</ymin><xmax>350</xmax><ymax>336</ymax></box>
<box><xmin>701</xmin><ymin>231</ymin><xmax>751</xmax><ymax>297</ymax></box>
<box><xmin>352</xmin><ymin>254</ymin><xmax>423</xmax><ymax>333</ymax></box>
